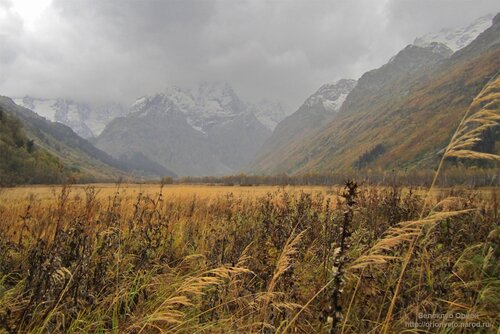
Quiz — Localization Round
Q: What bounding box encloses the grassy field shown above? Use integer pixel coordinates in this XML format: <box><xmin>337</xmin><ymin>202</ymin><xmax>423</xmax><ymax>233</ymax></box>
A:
<box><xmin>0</xmin><ymin>182</ymin><xmax>498</xmax><ymax>333</ymax></box>
<box><xmin>0</xmin><ymin>184</ymin><xmax>336</xmax><ymax>222</ymax></box>
<box><xmin>0</xmin><ymin>183</ymin><xmax>335</xmax><ymax>201</ymax></box>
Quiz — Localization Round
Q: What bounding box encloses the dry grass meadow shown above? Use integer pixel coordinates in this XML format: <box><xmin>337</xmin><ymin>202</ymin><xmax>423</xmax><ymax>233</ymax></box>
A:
<box><xmin>0</xmin><ymin>182</ymin><xmax>498</xmax><ymax>333</ymax></box>
<box><xmin>0</xmin><ymin>183</ymin><xmax>333</xmax><ymax>202</ymax></box>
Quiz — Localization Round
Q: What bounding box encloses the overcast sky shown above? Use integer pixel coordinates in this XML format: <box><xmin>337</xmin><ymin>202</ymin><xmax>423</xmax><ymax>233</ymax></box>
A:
<box><xmin>0</xmin><ymin>0</ymin><xmax>498</xmax><ymax>110</ymax></box>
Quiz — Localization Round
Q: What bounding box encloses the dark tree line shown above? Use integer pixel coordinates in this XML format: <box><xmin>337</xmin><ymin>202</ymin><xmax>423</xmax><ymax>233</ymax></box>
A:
<box><xmin>176</xmin><ymin>167</ymin><xmax>499</xmax><ymax>187</ymax></box>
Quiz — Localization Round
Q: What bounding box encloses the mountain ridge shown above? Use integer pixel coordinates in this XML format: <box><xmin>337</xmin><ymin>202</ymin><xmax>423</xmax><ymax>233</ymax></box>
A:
<box><xmin>96</xmin><ymin>82</ymin><xmax>272</xmax><ymax>176</ymax></box>
<box><xmin>0</xmin><ymin>96</ymin><xmax>137</xmax><ymax>181</ymax></box>
<box><xmin>250</xmin><ymin>79</ymin><xmax>356</xmax><ymax>174</ymax></box>
<box><xmin>414</xmin><ymin>13</ymin><xmax>495</xmax><ymax>52</ymax></box>
<box><xmin>251</xmin><ymin>13</ymin><xmax>500</xmax><ymax>175</ymax></box>
<box><xmin>13</xmin><ymin>97</ymin><xmax>127</xmax><ymax>139</ymax></box>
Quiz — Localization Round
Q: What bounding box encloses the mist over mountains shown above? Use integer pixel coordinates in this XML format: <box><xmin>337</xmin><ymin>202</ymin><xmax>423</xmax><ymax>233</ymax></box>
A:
<box><xmin>12</xmin><ymin>83</ymin><xmax>290</xmax><ymax>177</ymax></box>
<box><xmin>94</xmin><ymin>82</ymin><xmax>279</xmax><ymax>176</ymax></box>
<box><xmin>13</xmin><ymin>97</ymin><xmax>127</xmax><ymax>138</ymax></box>
<box><xmin>414</xmin><ymin>13</ymin><xmax>495</xmax><ymax>51</ymax></box>
<box><xmin>2</xmin><ymin>11</ymin><xmax>499</xmax><ymax>181</ymax></box>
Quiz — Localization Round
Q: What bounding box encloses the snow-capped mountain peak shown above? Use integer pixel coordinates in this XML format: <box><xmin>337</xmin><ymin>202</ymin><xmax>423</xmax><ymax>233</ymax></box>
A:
<box><xmin>304</xmin><ymin>79</ymin><xmax>357</xmax><ymax>113</ymax></box>
<box><xmin>196</xmin><ymin>82</ymin><xmax>247</xmax><ymax>119</ymax></box>
<box><xmin>96</xmin><ymin>82</ymin><xmax>272</xmax><ymax>176</ymax></box>
<box><xmin>248</xmin><ymin>99</ymin><xmax>290</xmax><ymax>131</ymax></box>
<box><xmin>130</xmin><ymin>93</ymin><xmax>180</xmax><ymax>118</ymax></box>
<box><xmin>423</xmin><ymin>42</ymin><xmax>454</xmax><ymax>56</ymax></box>
<box><xmin>414</xmin><ymin>13</ymin><xmax>495</xmax><ymax>52</ymax></box>
<box><xmin>132</xmin><ymin>82</ymin><xmax>284</xmax><ymax>133</ymax></box>
<box><xmin>13</xmin><ymin>96</ymin><xmax>127</xmax><ymax>138</ymax></box>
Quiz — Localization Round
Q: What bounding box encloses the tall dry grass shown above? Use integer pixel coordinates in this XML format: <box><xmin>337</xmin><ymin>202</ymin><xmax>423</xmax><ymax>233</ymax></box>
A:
<box><xmin>0</xmin><ymin>181</ymin><xmax>497</xmax><ymax>333</ymax></box>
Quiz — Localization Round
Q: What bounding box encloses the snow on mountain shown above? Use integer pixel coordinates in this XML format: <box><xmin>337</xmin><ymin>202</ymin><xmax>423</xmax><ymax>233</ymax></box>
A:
<box><xmin>303</xmin><ymin>79</ymin><xmax>357</xmax><ymax>113</ymax></box>
<box><xmin>423</xmin><ymin>42</ymin><xmax>454</xmax><ymax>56</ymax></box>
<box><xmin>13</xmin><ymin>96</ymin><xmax>126</xmax><ymax>138</ymax></box>
<box><xmin>14</xmin><ymin>97</ymin><xmax>94</xmax><ymax>138</ymax></box>
<box><xmin>131</xmin><ymin>82</ymin><xmax>282</xmax><ymax>132</ymax></box>
<box><xmin>98</xmin><ymin>82</ymin><xmax>271</xmax><ymax>176</ymax></box>
<box><xmin>249</xmin><ymin>78</ymin><xmax>357</xmax><ymax>174</ymax></box>
<box><xmin>14</xmin><ymin>82</ymin><xmax>287</xmax><ymax>139</ymax></box>
<box><xmin>414</xmin><ymin>13</ymin><xmax>495</xmax><ymax>52</ymax></box>
<box><xmin>248</xmin><ymin>100</ymin><xmax>290</xmax><ymax>131</ymax></box>
<box><xmin>197</xmin><ymin>82</ymin><xmax>246</xmax><ymax>114</ymax></box>
<box><xmin>131</xmin><ymin>93</ymin><xmax>178</xmax><ymax>117</ymax></box>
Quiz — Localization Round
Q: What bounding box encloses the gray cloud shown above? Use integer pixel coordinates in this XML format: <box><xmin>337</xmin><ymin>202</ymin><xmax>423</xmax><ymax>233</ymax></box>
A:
<box><xmin>0</xmin><ymin>0</ymin><xmax>498</xmax><ymax>109</ymax></box>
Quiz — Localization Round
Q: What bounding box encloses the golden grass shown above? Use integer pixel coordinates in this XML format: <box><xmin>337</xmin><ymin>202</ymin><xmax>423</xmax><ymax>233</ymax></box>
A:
<box><xmin>445</xmin><ymin>72</ymin><xmax>500</xmax><ymax>162</ymax></box>
<box><xmin>0</xmin><ymin>182</ymin><xmax>497</xmax><ymax>333</ymax></box>
<box><xmin>0</xmin><ymin>183</ymin><xmax>333</xmax><ymax>202</ymax></box>
<box><xmin>379</xmin><ymin>71</ymin><xmax>499</xmax><ymax>333</ymax></box>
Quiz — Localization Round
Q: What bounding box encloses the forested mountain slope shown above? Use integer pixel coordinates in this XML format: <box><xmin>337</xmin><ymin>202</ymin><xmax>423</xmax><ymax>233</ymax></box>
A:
<box><xmin>0</xmin><ymin>104</ymin><xmax>63</xmax><ymax>185</ymax></box>
<box><xmin>0</xmin><ymin>97</ymin><xmax>142</xmax><ymax>182</ymax></box>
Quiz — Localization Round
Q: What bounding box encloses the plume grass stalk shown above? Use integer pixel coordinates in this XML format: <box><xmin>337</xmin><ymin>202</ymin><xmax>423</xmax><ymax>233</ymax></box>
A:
<box><xmin>381</xmin><ymin>71</ymin><xmax>500</xmax><ymax>333</ymax></box>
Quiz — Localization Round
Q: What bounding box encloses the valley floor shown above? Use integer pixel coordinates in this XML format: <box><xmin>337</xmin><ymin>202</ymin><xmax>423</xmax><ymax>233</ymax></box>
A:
<box><xmin>0</xmin><ymin>183</ymin><xmax>497</xmax><ymax>333</ymax></box>
<box><xmin>0</xmin><ymin>183</ymin><xmax>334</xmax><ymax>202</ymax></box>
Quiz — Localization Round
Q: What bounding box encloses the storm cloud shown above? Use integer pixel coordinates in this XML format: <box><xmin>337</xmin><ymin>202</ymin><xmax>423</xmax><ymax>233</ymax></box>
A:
<box><xmin>0</xmin><ymin>0</ymin><xmax>498</xmax><ymax>109</ymax></box>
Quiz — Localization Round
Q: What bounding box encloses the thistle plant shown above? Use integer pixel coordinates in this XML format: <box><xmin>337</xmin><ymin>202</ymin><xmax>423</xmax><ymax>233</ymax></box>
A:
<box><xmin>328</xmin><ymin>180</ymin><xmax>358</xmax><ymax>333</ymax></box>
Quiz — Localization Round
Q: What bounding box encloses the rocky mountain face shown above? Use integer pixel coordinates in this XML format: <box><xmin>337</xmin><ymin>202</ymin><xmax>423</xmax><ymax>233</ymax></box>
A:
<box><xmin>301</xmin><ymin>79</ymin><xmax>356</xmax><ymax>113</ymax></box>
<box><xmin>250</xmin><ymin>79</ymin><xmax>356</xmax><ymax>173</ymax></box>
<box><xmin>339</xmin><ymin>43</ymin><xmax>453</xmax><ymax>116</ymax></box>
<box><xmin>414</xmin><ymin>13</ymin><xmax>495</xmax><ymax>52</ymax></box>
<box><xmin>247</xmin><ymin>99</ymin><xmax>290</xmax><ymax>131</ymax></box>
<box><xmin>95</xmin><ymin>83</ymin><xmax>271</xmax><ymax>176</ymax></box>
<box><xmin>13</xmin><ymin>97</ymin><xmax>127</xmax><ymax>139</ymax></box>
<box><xmin>251</xmin><ymin>13</ymin><xmax>500</xmax><ymax>174</ymax></box>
